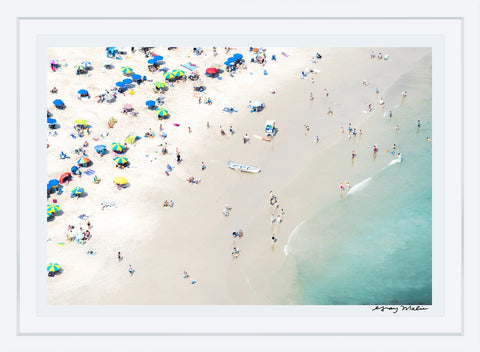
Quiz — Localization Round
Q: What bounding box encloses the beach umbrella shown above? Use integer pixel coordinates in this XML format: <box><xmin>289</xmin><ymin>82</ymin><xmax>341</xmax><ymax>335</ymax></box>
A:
<box><xmin>125</xmin><ymin>135</ymin><xmax>140</xmax><ymax>144</ymax></box>
<box><xmin>47</xmin><ymin>118</ymin><xmax>57</xmax><ymax>125</ymax></box>
<box><xmin>47</xmin><ymin>263</ymin><xmax>61</xmax><ymax>273</ymax></box>
<box><xmin>77</xmin><ymin>157</ymin><xmax>91</xmax><ymax>166</ymax></box>
<box><xmin>123</xmin><ymin>78</ymin><xmax>133</xmax><ymax>85</ymax></box>
<box><xmin>172</xmin><ymin>69</ymin><xmax>185</xmax><ymax>77</ymax></box>
<box><xmin>250</xmin><ymin>101</ymin><xmax>263</xmax><ymax>107</ymax></box>
<box><xmin>74</xmin><ymin>119</ymin><xmax>88</xmax><ymax>126</ymax></box>
<box><xmin>71</xmin><ymin>187</ymin><xmax>84</xmax><ymax>195</ymax></box>
<box><xmin>224</xmin><ymin>61</ymin><xmax>234</xmax><ymax>66</ymax></box>
<box><xmin>121</xmin><ymin>66</ymin><xmax>133</xmax><ymax>74</ymax></box>
<box><xmin>71</xmin><ymin>166</ymin><xmax>79</xmax><ymax>174</ymax></box>
<box><xmin>47</xmin><ymin>179</ymin><xmax>60</xmax><ymax>189</ymax></box>
<box><xmin>233</xmin><ymin>53</ymin><xmax>243</xmax><ymax>60</ymax></box>
<box><xmin>74</xmin><ymin>65</ymin><xmax>85</xmax><ymax>71</ymax></box>
<box><xmin>59</xmin><ymin>172</ymin><xmax>72</xmax><ymax>183</ymax></box>
<box><xmin>94</xmin><ymin>145</ymin><xmax>106</xmax><ymax>152</ymax></box>
<box><xmin>103</xmin><ymin>58</ymin><xmax>113</xmax><ymax>65</ymax></box>
<box><xmin>153</xmin><ymin>55</ymin><xmax>163</xmax><ymax>61</ymax></box>
<box><xmin>145</xmin><ymin>100</ymin><xmax>156</xmax><ymax>107</ymax></box>
<box><xmin>154</xmin><ymin>81</ymin><xmax>167</xmax><ymax>89</ymax></box>
<box><xmin>156</xmin><ymin>107</ymin><xmax>169</xmax><ymax>117</ymax></box>
<box><xmin>47</xmin><ymin>204</ymin><xmax>61</xmax><ymax>214</ymax></box>
<box><xmin>77</xmin><ymin>89</ymin><xmax>89</xmax><ymax>95</ymax></box>
<box><xmin>50</xmin><ymin>59</ymin><xmax>58</xmax><ymax>65</ymax></box>
<box><xmin>193</xmin><ymin>80</ymin><xmax>203</xmax><ymax>88</ymax></box>
<box><xmin>115</xmin><ymin>81</ymin><xmax>126</xmax><ymax>88</ymax></box>
<box><xmin>53</xmin><ymin>99</ymin><xmax>64</xmax><ymax>106</ymax></box>
<box><xmin>123</xmin><ymin>103</ymin><xmax>133</xmax><ymax>110</ymax></box>
<box><xmin>47</xmin><ymin>211</ymin><xmax>54</xmax><ymax>219</ymax></box>
<box><xmin>163</xmin><ymin>72</ymin><xmax>176</xmax><ymax>80</ymax></box>
<box><xmin>81</xmin><ymin>61</ymin><xmax>92</xmax><ymax>67</ymax></box>
<box><xmin>114</xmin><ymin>156</ymin><xmax>128</xmax><ymax>165</ymax></box>
<box><xmin>132</xmin><ymin>74</ymin><xmax>142</xmax><ymax>81</ymax></box>
<box><xmin>206</xmin><ymin>67</ymin><xmax>217</xmax><ymax>75</ymax></box>
<box><xmin>148</xmin><ymin>58</ymin><xmax>158</xmax><ymax>65</ymax></box>
<box><xmin>111</xmin><ymin>143</ymin><xmax>124</xmax><ymax>152</ymax></box>
<box><xmin>114</xmin><ymin>177</ymin><xmax>128</xmax><ymax>185</ymax></box>
<box><xmin>226</xmin><ymin>57</ymin><xmax>236</xmax><ymax>63</ymax></box>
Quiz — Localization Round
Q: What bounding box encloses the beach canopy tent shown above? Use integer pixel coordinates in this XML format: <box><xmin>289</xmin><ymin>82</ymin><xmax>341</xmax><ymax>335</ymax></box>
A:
<box><xmin>114</xmin><ymin>177</ymin><xmax>128</xmax><ymax>185</ymax></box>
<box><xmin>125</xmin><ymin>134</ymin><xmax>140</xmax><ymax>144</ymax></box>
<box><xmin>47</xmin><ymin>179</ymin><xmax>60</xmax><ymax>189</ymax></box>
<box><xmin>94</xmin><ymin>145</ymin><xmax>107</xmax><ymax>154</ymax></box>
<box><xmin>132</xmin><ymin>74</ymin><xmax>142</xmax><ymax>81</ymax></box>
<box><xmin>47</xmin><ymin>204</ymin><xmax>61</xmax><ymax>214</ymax></box>
<box><xmin>47</xmin><ymin>263</ymin><xmax>61</xmax><ymax>273</ymax></box>
<box><xmin>53</xmin><ymin>99</ymin><xmax>64</xmax><ymax>107</ymax></box>
<box><xmin>205</xmin><ymin>67</ymin><xmax>217</xmax><ymax>75</ymax></box>
<box><xmin>115</xmin><ymin>81</ymin><xmax>126</xmax><ymax>88</ymax></box>
<box><xmin>74</xmin><ymin>119</ymin><xmax>88</xmax><ymax>126</ymax></box>
<box><xmin>59</xmin><ymin>172</ymin><xmax>72</xmax><ymax>183</ymax></box>
<box><xmin>111</xmin><ymin>143</ymin><xmax>124</xmax><ymax>152</ymax></box>
<box><xmin>114</xmin><ymin>156</ymin><xmax>129</xmax><ymax>164</ymax></box>
<box><xmin>77</xmin><ymin>157</ymin><xmax>91</xmax><ymax>166</ymax></box>
<box><xmin>71</xmin><ymin>166</ymin><xmax>79</xmax><ymax>174</ymax></box>
<box><xmin>122</xmin><ymin>78</ymin><xmax>133</xmax><ymax>85</ymax></box>
<box><xmin>47</xmin><ymin>118</ymin><xmax>57</xmax><ymax>125</ymax></box>
<box><xmin>145</xmin><ymin>100</ymin><xmax>156</xmax><ymax>107</ymax></box>
<box><xmin>106</xmin><ymin>47</ymin><xmax>118</xmax><ymax>57</ymax></box>
<box><xmin>156</xmin><ymin>107</ymin><xmax>169</xmax><ymax>117</ymax></box>
<box><xmin>121</xmin><ymin>66</ymin><xmax>133</xmax><ymax>74</ymax></box>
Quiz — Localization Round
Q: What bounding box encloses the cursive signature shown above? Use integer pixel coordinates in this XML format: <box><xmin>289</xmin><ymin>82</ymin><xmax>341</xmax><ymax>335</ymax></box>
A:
<box><xmin>372</xmin><ymin>305</ymin><xmax>429</xmax><ymax>314</ymax></box>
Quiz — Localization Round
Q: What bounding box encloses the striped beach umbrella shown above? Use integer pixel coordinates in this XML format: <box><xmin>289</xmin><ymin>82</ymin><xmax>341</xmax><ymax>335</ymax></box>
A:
<box><xmin>111</xmin><ymin>143</ymin><xmax>124</xmax><ymax>152</ymax></box>
<box><xmin>114</xmin><ymin>156</ymin><xmax>128</xmax><ymax>165</ymax></box>
<box><xmin>47</xmin><ymin>204</ymin><xmax>61</xmax><ymax>214</ymax></box>
<box><xmin>77</xmin><ymin>157</ymin><xmax>91</xmax><ymax>166</ymax></box>
<box><xmin>193</xmin><ymin>80</ymin><xmax>203</xmax><ymax>88</ymax></box>
<box><xmin>156</xmin><ymin>108</ymin><xmax>169</xmax><ymax>117</ymax></box>
<box><xmin>103</xmin><ymin>58</ymin><xmax>113</xmax><ymax>66</ymax></box>
<box><xmin>47</xmin><ymin>211</ymin><xmax>54</xmax><ymax>219</ymax></box>
<box><xmin>74</xmin><ymin>65</ymin><xmax>85</xmax><ymax>71</ymax></box>
<box><xmin>50</xmin><ymin>59</ymin><xmax>58</xmax><ymax>65</ymax></box>
<box><xmin>172</xmin><ymin>69</ymin><xmax>185</xmax><ymax>77</ymax></box>
<box><xmin>114</xmin><ymin>177</ymin><xmax>128</xmax><ymax>185</ymax></box>
<box><xmin>71</xmin><ymin>187</ymin><xmax>84</xmax><ymax>195</ymax></box>
<box><xmin>163</xmin><ymin>72</ymin><xmax>176</xmax><ymax>80</ymax></box>
<box><xmin>121</xmin><ymin>66</ymin><xmax>133</xmax><ymax>74</ymax></box>
<box><xmin>47</xmin><ymin>263</ymin><xmax>61</xmax><ymax>272</ymax></box>
<box><xmin>74</xmin><ymin>119</ymin><xmax>88</xmax><ymax>126</ymax></box>
<box><xmin>154</xmin><ymin>81</ymin><xmax>167</xmax><ymax>89</ymax></box>
<box><xmin>81</xmin><ymin>61</ymin><xmax>92</xmax><ymax>67</ymax></box>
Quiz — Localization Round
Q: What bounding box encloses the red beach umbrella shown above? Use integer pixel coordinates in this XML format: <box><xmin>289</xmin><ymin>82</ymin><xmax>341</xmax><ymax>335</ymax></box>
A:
<box><xmin>206</xmin><ymin>67</ymin><xmax>217</xmax><ymax>74</ymax></box>
<box><xmin>59</xmin><ymin>172</ymin><xmax>72</xmax><ymax>184</ymax></box>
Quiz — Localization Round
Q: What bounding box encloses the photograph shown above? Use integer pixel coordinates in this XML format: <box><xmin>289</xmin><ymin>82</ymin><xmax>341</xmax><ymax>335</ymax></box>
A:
<box><xmin>45</xmin><ymin>46</ymin><xmax>432</xmax><ymax>306</ymax></box>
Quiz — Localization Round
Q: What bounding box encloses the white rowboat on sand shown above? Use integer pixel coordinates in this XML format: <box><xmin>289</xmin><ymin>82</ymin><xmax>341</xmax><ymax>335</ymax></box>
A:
<box><xmin>227</xmin><ymin>160</ymin><xmax>261</xmax><ymax>173</ymax></box>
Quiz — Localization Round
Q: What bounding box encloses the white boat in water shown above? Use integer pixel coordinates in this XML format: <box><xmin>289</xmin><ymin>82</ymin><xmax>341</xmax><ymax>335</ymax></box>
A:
<box><xmin>227</xmin><ymin>160</ymin><xmax>261</xmax><ymax>173</ymax></box>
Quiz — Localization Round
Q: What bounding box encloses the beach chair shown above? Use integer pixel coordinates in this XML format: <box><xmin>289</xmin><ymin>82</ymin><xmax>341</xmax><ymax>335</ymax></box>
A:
<box><xmin>93</xmin><ymin>175</ymin><xmax>101</xmax><ymax>184</ymax></box>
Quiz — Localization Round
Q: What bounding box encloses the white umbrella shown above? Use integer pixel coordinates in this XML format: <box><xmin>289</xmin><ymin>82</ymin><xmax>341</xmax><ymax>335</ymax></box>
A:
<box><xmin>103</xmin><ymin>58</ymin><xmax>113</xmax><ymax>65</ymax></box>
<box><xmin>250</xmin><ymin>101</ymin><xmax>263</xmax><ymax>107</ymax></box>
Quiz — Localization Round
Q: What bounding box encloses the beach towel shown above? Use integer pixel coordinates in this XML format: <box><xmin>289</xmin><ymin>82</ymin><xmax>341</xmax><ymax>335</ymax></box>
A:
<box><xmin>223</xmin><ymin>107</ymin><xmax>234</xmax><ymax>113</ymax></box>
<box><xmin>181</xmin><ymin>62</ymin><xmax>197</xmax><ymax>71</ymax></box>
<box><xmin>173</xmin><ymin>123</ymin><xmax>180</xmax><ymax>127</ymax></box>
<box><xmin>218</xmin><ymin>76</ymin><xmax>223</xmax><ymax>80</ymax></box>
<box><xmin>84</xmin><ymin>169</ymin><xmax>95</xmax><ymax>176</ymax></box>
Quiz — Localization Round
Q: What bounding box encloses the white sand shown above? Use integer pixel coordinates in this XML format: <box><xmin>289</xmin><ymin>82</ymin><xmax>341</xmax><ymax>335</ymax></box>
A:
<box><xmin>46</xmin><ymin>46</ymin><xmax>430</xmax><ymax>304</ymax></box>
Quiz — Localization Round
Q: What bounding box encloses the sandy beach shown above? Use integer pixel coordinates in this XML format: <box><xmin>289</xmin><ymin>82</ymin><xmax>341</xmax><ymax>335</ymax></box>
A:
<box><xmin>46</xmin><ymin>46</ymin><xmax>432</xmax><ymax>305</ymax></box>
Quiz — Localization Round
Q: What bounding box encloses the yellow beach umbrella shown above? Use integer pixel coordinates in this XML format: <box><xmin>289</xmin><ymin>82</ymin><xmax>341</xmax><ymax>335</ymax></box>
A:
<box><xmin>74</xmin><ymin>119</ymin><xmax>88</xmax><ymax>126</ymax></box>
<box><xmin>113</xmin><ymin>177</ymin><xmax>128</xmax><ymax>185</ymax></box>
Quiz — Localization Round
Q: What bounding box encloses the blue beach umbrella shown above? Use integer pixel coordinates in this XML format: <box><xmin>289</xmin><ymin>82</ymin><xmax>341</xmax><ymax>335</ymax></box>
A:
<box><xmin>153</xmin><ymin>55</ymin><xmax>163</xmax><ymax>61</ymax></box>
<box><xmin>145</xmin><ymin>100</ymin><xmax>156</xmax><ymax>107</ymax></box>
<box><xmin>77</xmin><ymin>89</ymin><xmax>88</xmax><ymax>95</ymax></box>
<box><xmin>53</xmin><ymin>99</ymin><xmax>64</xmax><ymax>106</ymax></box>
<box><xmin>224</xmin><ymin>61</ymin><xmax>234</xmax><ymax>66</ymax></box>
<box><xmin>115</xmin><ymin>81</ymin><xmax>126</xmax><ymax>88</ymax></box>
<box><xmin>122</xmin><ymin>78</ymin><xmax>133</xmax><ymax>85</ymax></box>
<box><xmin>47</xmin><ymin>118</ymin><xmax>57</xmax><ymax>124</ymax></box>
<box><xmin>132</xmin><ymin>74</ymin><xmax>142</xmax><ymax>80</ymax></box>
<box><xmin>94</xmin><ymin>145</ymin><xmax>106</xmax><ymax>152</ymax></box>
<box><xmin>233</xmin><ymin>53</ymin><xmax>243</xmax><ymax>60</ymax></box>
<box><xmin>148</xmin><ymin>58</ymin><xmax>157</xmax><ymax>64</ymax></box>
<box><xmin>47</xmin><ymin>179</ymin><xmax>60</xmax><ymax>189</ymax></box>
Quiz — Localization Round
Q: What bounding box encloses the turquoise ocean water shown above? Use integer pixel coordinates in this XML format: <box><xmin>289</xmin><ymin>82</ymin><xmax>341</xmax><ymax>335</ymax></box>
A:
<box><xmin>285</xmin><ymin>58</ymin><xmax>432</xmax><ymax>305</ymax></box>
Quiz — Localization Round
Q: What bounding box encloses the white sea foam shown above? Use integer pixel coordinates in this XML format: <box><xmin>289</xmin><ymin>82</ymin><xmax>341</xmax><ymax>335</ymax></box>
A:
<box><xmin>284</xmin><ymin>220</ymin><xmax>306</xmax><ymax>256</ymax></box>
<box><xmin>348</xmin><ymin>177</ymin><xmax>372</xmax><ymax>195</ymax></box>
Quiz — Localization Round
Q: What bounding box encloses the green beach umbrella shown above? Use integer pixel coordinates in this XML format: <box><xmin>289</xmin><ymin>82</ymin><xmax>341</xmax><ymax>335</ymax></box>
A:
<box><xmin>114</xmin><ymin>156</ymin><xmax>128</xmax><ymax>165</ymax></box>
<box><xmin>111</xmin><ymin>142</ymin><xmax>124</xmax><ymax>152</ymax></box>
<box><xmin>172</xmin><ymin>69</ymin><xmax>185</xmax><ymax>77</ymax></box>
<box><xmin>156</xmin><ymin>108</ymin><xmax>168</xmax><ymax>117</ymax></box>
<box><xmin>47</xmin><ymin>204</ymin><xmax>61</xmax><ymax>214</ymax></box>
<box><xmin>74</xmin><ymin>119</ymin><xmax>88</xmax><ymax>126</ymax></box>
<box><xmin>154</xmin><ymin>81</ymin><xmax>167</xmax><ymax>89</ymax></box>
<box><xmin>121</xmin><ymin>66</ymin><xmax>133</xmax><ymax>74</ymax></box>
<box><xmin>47</xmin><ymin>263</ymin><xmax>61</xmax><ymax>272</ymax></box>
<box><xmin>163</xmin><ymin>72</ymin><xmax>176</xmax><ymax>80</ymax></box>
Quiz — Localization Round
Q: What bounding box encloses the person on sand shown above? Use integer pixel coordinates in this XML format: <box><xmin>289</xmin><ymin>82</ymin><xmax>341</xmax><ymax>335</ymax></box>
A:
<box><xmin>243</xmin><ymin>133</ymin><xmax>250</xmax><ymax>144</ymax></box>
<box><xmin>314</xmin><ymin>136</ymin><xmax>319</xmax><ymax>143</ymax></box>
<box><xmin>220</xmin><ymin>126</ymin><xmax>225</xmax><ymax>136</ymax></box>
<box><xmin>323</xmin><ymin>89</ymin><xmax>328</xmax><ymax>98</ymax></box>
<box><xmin>229</xmin><ymin>126</ymin><xmax>234</xmax><ymax>135</ymax></box>
<box><xmin>395</xmin><ymin>125</ymin><xmax>400</xmax><ymax>133</ymax></box>
<box><xmin>128</xmin><ymin>265</ymin><xmax>134</xmax><ymax>276</ymax></box>
<box><xmin>183</xmin><ymin>271</ymin><xmax>190</xmax><ymax>279</ymax></box>
<box><xmin>310</xmin><ymin>92</ymin><xmax>314</xmax><ymax>101</ymax></box>
<box><xmin>327</xmin><ymin>107</ymin><xmax>334</xmax><ymax>116</ymax></box>
<box><xmin>271</xmin><ymin>213</ymin><xmax>275</xmax><ymax>224</ymax></box>
<box><xmin>352</xmin><ymin>150</ymin><xmax>356</xmax><ymax>159</ymax></box>
<box><xmin>188</xmin><ymin>126</ymin><xmax>191</xmax><ymax>133</ymax></box>
<box><xmin>206</xmin><ymin>121</ymin><xmax>210</xmax><ymax>128</ymax></box>
<box><xmin>427</xmin><ymin>137</ymin><xmax>432</xmax><ymax>142</ymax></box>
<box><xmin>201</xmin><ymin>162</ymin><xmax>206</xmax><ymax>170</ymax></box>
<box><xmin>272</xmin><ymin>235</ymin><xmax>277</xmax><ymax>243</ymax></box>
<box><xmin>417</xmin><ymin>120</ymin><xmax>421</xmax><ymax>128</ymax></box>
<box><xmin>118</xmin><ymin>252</ymin><xmax>122</xmax><ymax>262</ymax></box>
<box><xmin>276</xmin><ymin>214</ymin><xmax>282</xmax><ymax>223</ymax></box>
